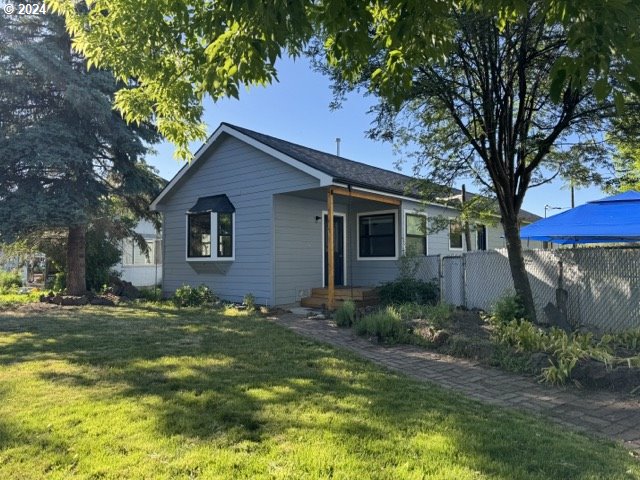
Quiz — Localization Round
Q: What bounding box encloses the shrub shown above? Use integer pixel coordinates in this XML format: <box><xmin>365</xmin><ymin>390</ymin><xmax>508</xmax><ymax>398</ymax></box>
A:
<box><xmin>172</xmin><ymin>284</ymin><xmax>215</xmax><ymax>307</ymax></box>
<box><xmin>334</xmin><ymin>300</ymin><xmax>356</xmax><ymax>327</ymax></box>
<box><xmin>138</xmin><ymin>286</ymin><xmax>163</xmax><ymax>302</ymax></box>
<box><xmin>243</xmin><ymin>293</ymin><xmax>256</xmax><ymax>313</ymax></box>
<box><xmin>50</xmin><ymin>272</ymin><xmax>66</xmax><ymax>293</ymax></box>
<box><xmin>378</xmin><ymin>278</ymin><xmax>438</xmax><ymax>306</ymax></box>
<box><xmin>355</xmin><ymin>306</ymin><xmax>409</xmax><ymax>343</ymax></box>
<box><xmin>491</xmin><ymin>294</ymin><xmax>527</xmax><ymax>324</ymax></box>
<box><xmin>0</xmin><ymin>270</ymin><xmax>22</xmax><ymax>291</ymax></box>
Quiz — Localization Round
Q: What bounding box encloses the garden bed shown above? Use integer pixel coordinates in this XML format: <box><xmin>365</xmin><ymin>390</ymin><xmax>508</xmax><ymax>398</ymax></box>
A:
<box><xmin>339</xmin><ymin>301</ymin><xmax>640</xmax><ymax>394</ymax></box>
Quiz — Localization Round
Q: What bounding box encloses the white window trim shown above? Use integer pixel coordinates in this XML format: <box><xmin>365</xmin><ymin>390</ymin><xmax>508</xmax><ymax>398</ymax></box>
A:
<box><xmin>402</xmin><ymin>209</ymin><xmax>428</xmax><ymax>256</ymax></box>
<box><xmin>321</xmin><ymin>211</ymin><xmax>348</xmax><ymax>286</ymax></box>
<box><xmin>449</xmin><ymin>218</ymin><xmax>464</xmax><ymax>251</ymax></box>
<box><xmin>185</xmin><ymin>211</ymin><xmax>236</xmax><ymax>261</ymax></box>
<box><xmin>356</xmin><ymin>209</ymin><xmax>399</xmax><ymax>261</ymax></box>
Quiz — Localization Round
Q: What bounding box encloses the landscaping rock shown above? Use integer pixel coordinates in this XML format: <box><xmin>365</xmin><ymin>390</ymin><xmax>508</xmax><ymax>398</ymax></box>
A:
<box><xmin>89</xmin><ymin>296</ymin><xmax>116</xmax><ymax>306</ymax></box>
<box><xmin>50</xmin><ymin>295</ymin><xmax>89</xmax><ymax>306</ymax></box>
<box><xmin>528</xmin><ymin>352</ymin><xmax>552</xmax><ymax>372</ymax></box>
<box><xmin>571</xmin><ymin>359</ymin><xmax>640</xmax><ymax>392</ymax></box>
<box><xmin>108</xmin><ymin>276</ymin><xmax>140</xmax><ymax>299</ymax></box>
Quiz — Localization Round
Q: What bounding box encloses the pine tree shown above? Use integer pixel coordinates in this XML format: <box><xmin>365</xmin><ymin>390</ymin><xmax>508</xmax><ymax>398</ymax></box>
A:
<box><xmin>0</xmin><ymin>12</ymin><xmax>163</xmax><ymax>295</ymax></box>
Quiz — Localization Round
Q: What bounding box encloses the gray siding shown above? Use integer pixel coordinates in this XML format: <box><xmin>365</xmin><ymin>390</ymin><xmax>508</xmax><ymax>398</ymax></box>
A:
<box><xmin>273</xmin><ymin>195</ymin><xmax>349</xmax><ymax>304</ymax></box>
<box><xmin>157</xmin><ymin>135</ymin><xmax>319</xmax><ymax>305</ymax></box>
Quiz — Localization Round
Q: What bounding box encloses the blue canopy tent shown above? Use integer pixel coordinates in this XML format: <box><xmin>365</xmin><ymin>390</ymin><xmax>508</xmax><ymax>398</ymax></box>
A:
<box><xmin>520</xmin><ymin>191</ymin><xmax>640</xmax><ymax>245</ymax></box>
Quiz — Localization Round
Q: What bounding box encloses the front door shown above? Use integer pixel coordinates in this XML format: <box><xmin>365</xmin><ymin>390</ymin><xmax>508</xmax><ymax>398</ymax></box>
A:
<box><xmin>324</xmin><ymin>214</ymin><xmax>345</xmax><ymax>287</ymax></box>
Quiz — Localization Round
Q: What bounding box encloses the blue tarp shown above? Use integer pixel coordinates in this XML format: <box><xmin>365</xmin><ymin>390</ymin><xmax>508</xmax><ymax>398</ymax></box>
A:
<box><xmin>520</xmin><ymin>191</ymin><xmax>640</xmax><ymax>244</ymax></box>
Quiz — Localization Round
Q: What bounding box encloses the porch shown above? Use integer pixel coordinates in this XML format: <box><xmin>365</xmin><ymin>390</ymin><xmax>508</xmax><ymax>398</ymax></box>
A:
<box><xmin>273</xmin><ymin>184</ymin><xmax>411</xmax><ymax>307</ymax></box>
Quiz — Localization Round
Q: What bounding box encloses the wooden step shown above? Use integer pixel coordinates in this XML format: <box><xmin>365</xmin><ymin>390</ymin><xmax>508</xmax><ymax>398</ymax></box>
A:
<box><xmin>310</xmin><ymin>287</ymin><xmax>378</xmax><ymax>300</ymax></box>
<box><xmin>300</xmin><ymin>295</ymin><xmax>379</xmax><ymax>310</ymax></box>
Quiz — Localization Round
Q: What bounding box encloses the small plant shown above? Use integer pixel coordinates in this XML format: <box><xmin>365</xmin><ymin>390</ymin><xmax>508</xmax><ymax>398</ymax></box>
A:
<box><xmin>355</xmin><ymin>306</ymin><xmax>409</xmax><ymax>343</ymax></box>
<box><xmin>0</xmin><ymin>270</ymin><xmax>22</xmax><ymax>292</ymax></box>
<box><xmin>491</xmin><ymin>294</ymin><xmax>527</xmax><ymax>324</ymax></box>
<box><xmin>486</xmin><ymin>313</ymin><xmax>616</xmax><ymax>385</ymax></box>
<box><xmin>243</xmin><ymin>293</ymin><xmax>256</xmax><ymax>313</ymax></box>
<box><xmin>378</xmin><ymin>278</ymin><xmax>438</xmax><ymax>306</ymax></box>
<box><xmin>334</xmin><ymin>300</ymin><xmax>356</xmax><ymax>327</ymax></box>
<box><xmin>172</xmin><ymin>284</ymin><xmax>215</xmax><ymax>308</ymax></box>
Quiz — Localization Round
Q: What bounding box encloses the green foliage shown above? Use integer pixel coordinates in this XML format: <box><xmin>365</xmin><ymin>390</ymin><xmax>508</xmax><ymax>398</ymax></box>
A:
<box><xmin>0</xmin><ymin>290</ymin><xmax>41</xmax><ymax>307</ymax></box>
<box><xmin>487</xmin><ymin>314</ymin><xmax>616</xmax><ymax>385</ymax></box>
<box><xmin>137</xmin><ymin>286</ymin><xmax>163</xmax><ymax>302</ymax></box>
<box><xmin>491</xmin><ymin>294</ymin><xmax>527</xmax><ymax>324</ymax></box>
<box><xmin>242</xmin><ymin>293</ymin><xmax>256</xmax><ymax>313</ymax></box>
<box><xmin>0</xmin><ymin>13</ymin><xmax>163</xmax><ymax>292</ymax></box>
<box><xmin>355</xmin><ymin>306</ymin><xmax>409</xmax><ymax>343</ymax></box>
<box><xmin>396</xmin><ymin>302</ymin><xmax>452</xmax><ymax>329</ymax></box>
<box><xmin>490</xmin><ymin>344</ymin><xmax>533</xmax><ymax>374</ymax></box>
<box><xmin>46</xmin><ymin>0</ymin><xmax>640</xmax><ymax>159</ymax></box>
<box><xmin>334</xmin><ymin>300</ymin><xmax>356</xmax><ymax>327</ymax></box>
<box><xmin>603</xmin><ymin>329</ymin><xmax>640</xmax><ymax>353</ymax></box>
<box><xmin>171</xmin><ymin>284</ymin><xmax>216</xmax><ymax>308</ymax></box>
<box><xmin>85</xmin><ymin>229</ymin><xmax>122</xmax><ymax>292</ymax></box>
<box><xmin>0</xmin><ymin>271</ymin><xmax>22</xmax><ymax>291</ymax></box>
<box><xmin>378</xmin><ymin>278</ymin><xmax>438</xmax><ymax>306</ymax></box>
<box><xmin>50</xmin><ymin>272</ymin><xmax>66</xmax><ymax>293</ymax></box>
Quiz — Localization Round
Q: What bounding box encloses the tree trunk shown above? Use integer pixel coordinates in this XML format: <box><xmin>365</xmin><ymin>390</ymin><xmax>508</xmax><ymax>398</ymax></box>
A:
<box><xmin>502</xmin><ymin>216</ymin><xmax>537</xmax><ymax>323</ymax></box>
<box><xmin>66</xmin><ymin>225</ymin><xmax>87</xmax><ymax>295</ymax></box>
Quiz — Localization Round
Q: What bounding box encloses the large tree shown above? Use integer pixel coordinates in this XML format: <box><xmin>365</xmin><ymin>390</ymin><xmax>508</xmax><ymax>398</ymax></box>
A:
<box><xmin>316</xmin><ymin>5</ymin><xmax>637</xmax><ymax>320</ymax></box>
<box><xmin>0</xmin><ymin>12</ymin><xmax>163</xmax><ymax>294</ymax></box>
<box><xmin>47</xmin><ymin>0</ymin><xmax>640</xmax><ymax>313</ymax></box>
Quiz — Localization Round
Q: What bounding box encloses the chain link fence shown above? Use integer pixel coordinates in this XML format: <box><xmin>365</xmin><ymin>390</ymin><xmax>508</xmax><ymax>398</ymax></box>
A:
<box><xmin>428</xmin><ymin>247</ymin><xmax>640</xmax><ymax>332</ymax></box>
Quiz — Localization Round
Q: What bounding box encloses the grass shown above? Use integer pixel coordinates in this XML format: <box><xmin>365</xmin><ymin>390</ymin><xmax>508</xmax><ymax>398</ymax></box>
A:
<box><xmin>0</xmin><ymin>304</ymin><xmax>637</xmax><ymax>479</ymax></box>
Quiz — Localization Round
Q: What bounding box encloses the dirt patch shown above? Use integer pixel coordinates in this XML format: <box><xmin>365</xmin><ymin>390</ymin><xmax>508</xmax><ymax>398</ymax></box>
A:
<box><xmin>412</xmin><ymin>309</ymin><xmax>497</xmax><ymax>363</ymax></box>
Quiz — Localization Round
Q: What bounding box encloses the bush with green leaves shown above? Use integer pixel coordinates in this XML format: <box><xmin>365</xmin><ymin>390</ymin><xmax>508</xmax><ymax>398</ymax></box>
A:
<box><xmin>334</xmin><ymin>300</ymin><xmax>356</xmax><ymax>327</ymax></box>
<box><xmin>138</xmin><ymin>286</ymin><xmax>163</xmax><ymax>302</ymax></box>
<box><xmin>491</xmin><ymin>294</ymin><xmax>527</xmax><ymax>324</ymax></box>
<box><xmin>171</xmin><ymin>284</ymin><xmax>216</xmax><ymax>308</ymax></box>
<box><xmin>355</xmin><ymin>306</ymin><xmax>409</xmax><ymax>343</ymax></box>
<box><xmin>378</xmin><ymin>278</ymin><xmax>438</xmax><ymax>306</ymax></box>
<box><xmin>0</xmin><ymin>271</ymin><xmax>22</xmax><ymax>292</ymax></box>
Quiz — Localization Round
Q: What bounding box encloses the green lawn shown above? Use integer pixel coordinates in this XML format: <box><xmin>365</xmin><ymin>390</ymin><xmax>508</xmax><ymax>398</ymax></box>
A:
<box><xmin>0</xmin><ymin>305</ymin><xmax>637</xmax><ymax>479</ymax></box>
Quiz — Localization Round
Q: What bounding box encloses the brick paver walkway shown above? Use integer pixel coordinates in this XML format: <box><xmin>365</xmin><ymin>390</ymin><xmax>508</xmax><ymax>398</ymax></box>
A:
<box><xmin>273</xmin><ymin>313</ymin><xmax>640</xmax><ymax>453</ymax></box>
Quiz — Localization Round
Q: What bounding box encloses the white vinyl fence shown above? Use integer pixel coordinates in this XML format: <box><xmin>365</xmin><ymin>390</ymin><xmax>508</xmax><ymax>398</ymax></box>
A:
<box><xmin>429</xmin><ymin>247</ymin><xmax>640</xmax><ymax>332</ymax></box>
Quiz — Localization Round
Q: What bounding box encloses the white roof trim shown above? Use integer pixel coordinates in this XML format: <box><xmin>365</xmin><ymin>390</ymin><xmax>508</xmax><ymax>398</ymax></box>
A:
<box><xmin>150</xmin><ymin>124</ymin><xmax>334</xmax><ymax>210</ymax></box>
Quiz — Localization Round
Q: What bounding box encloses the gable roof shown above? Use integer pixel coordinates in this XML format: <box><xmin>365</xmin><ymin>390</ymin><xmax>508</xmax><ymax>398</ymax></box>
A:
<box><xmin>150</xmin><ymin>122</ymin><xmax>540</xmax><ymax>222</ymax></box>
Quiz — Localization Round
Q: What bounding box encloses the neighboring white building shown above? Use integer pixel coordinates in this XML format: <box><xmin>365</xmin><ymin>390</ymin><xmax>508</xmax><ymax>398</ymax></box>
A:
<box><xmin>114</xmin><ymin>220</ymin><xmax>163</xmax><ymax>287</ymax></box>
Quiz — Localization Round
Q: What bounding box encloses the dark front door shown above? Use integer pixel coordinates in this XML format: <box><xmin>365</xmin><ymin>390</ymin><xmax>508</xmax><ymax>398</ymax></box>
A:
<box><xmin>324</xmin><ymin>214</ymin><xmax>345</xmax><ymax>287</ymax></box>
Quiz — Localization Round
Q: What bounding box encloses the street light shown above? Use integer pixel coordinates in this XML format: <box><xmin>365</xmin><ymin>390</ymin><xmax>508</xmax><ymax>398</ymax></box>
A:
<box><xmin>544</xmin><ymin>204</ymin><xmax>564</xmax><ymax>218</ymax></box>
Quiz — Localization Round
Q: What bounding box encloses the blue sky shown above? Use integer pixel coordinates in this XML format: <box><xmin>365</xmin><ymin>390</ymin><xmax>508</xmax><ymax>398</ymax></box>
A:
<box><xmin>146</xmin><ymin>56</ymin><xmax>605</xmax><ymax>218</ymax></box>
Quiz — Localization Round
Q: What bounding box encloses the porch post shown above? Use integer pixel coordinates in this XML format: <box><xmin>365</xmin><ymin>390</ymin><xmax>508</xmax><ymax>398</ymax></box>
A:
<box><xmin>327</xmin><ymin>188</ymin><xmax>335</xmax><ymax>310</ymax></box>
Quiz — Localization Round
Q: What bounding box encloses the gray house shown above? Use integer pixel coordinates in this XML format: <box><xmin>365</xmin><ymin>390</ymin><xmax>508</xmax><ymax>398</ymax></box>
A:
<box><xmin>151</xmin><ymin>123</ymin><xmax>539</xmax><ymax>306</ymax></box>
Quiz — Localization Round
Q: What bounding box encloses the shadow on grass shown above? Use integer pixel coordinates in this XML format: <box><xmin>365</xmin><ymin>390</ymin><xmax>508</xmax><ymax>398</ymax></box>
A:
<box><xmin>0</xmin><ymin>305</ymin><xmax>637</xmax><ymax>479</ymax></box>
